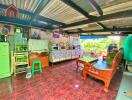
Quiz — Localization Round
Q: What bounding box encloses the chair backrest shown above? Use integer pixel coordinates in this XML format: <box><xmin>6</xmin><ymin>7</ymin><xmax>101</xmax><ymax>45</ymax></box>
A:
<box><xmin>111</xmin><ymin>50</ymin><xmax>123</xmax><ymax>70</ymax></box>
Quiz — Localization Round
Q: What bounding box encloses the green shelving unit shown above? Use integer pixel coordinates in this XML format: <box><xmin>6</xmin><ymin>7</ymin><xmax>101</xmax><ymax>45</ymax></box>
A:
<box><xmin>13</xmin><ymin>52</ymin><xmax>29</xmax><ymax>76</ymax></box>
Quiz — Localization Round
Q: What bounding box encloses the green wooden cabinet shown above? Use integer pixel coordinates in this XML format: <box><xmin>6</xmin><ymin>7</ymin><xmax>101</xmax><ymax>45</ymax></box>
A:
<box><xmin>122</xmin><ymin>35</ymin><xmax>132</xmax><ymax>61</ymax></box>
<box><xmin>0</xmin><ymin>42</ymin><xmax>11</xmax><ymax>78</ymax></box>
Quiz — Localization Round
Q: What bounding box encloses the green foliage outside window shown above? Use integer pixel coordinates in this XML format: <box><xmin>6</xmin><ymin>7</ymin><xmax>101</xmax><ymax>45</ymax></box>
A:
<box><xmin>80</xmin><ymin>36</ymin><xmax>120</xmax><ymax>54</ymax></box>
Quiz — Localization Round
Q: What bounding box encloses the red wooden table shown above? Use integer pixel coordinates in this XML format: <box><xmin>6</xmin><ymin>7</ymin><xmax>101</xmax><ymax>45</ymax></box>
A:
<box><xmin>76</xmin><ymin>56</ymin><xmax>98</xmax><ymax>72</ymax></box>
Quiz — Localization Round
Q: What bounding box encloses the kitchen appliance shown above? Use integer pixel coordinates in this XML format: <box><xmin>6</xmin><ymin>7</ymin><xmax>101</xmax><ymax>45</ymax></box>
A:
<box><xmin>0</xmin><ymin>35</ymin><xmax>7</xmax><ymax>42</ymax></box>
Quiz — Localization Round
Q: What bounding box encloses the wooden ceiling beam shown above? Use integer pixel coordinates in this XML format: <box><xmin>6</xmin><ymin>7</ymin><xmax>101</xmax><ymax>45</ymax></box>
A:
<box><xmin>61</xmin><ymin>0</ymin><xmax>94</xmax><ymax>18</ymax></box>
<box><xmin>29</xmin><ymin>0</ymin><xmax>50</xmax><ymax>25</ymax></box>
<box><xmin>61</xmin><ymin>0</ymin><xmax>108</xmax><ymax>31</ymax></box>
<box><xmin>61</xmin><ymin>9</ymin><xmax>132</xmax><ymax>28</ymax></box>
<box><xmin>87</xmin><ymin>0</ymin><xmax>103</xmax><ymax>16</ymax></box>
<box><xmin>68</xmin><ymin>27</ymin><xmax>132</xmax><ymax>34</ymax></box>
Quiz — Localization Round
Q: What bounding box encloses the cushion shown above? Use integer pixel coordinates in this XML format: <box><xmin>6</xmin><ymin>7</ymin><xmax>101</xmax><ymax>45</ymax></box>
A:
<box><xmin>93</xmin><ymin>60</ymin><xmax>109</xmax><ymax>70</ymax></box>
<box><xmin>106</xmin><ymin>51</ymin><xmax>117</xmax><ymax>65</ymax></box>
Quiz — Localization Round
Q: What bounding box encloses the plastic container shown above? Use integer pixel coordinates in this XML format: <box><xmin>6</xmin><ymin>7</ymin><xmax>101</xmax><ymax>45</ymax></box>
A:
<box><xmin>26</xmin><ymin>66</ymin><xmax>32</xmax><ymax>79</ymax></box>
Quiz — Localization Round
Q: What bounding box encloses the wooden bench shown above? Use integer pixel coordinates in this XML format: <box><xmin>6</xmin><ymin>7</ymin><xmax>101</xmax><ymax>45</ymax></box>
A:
<box><xmin>83</xmin><ymin>50</ymin><xmax>123</xmax><ymax>92</ymax></box>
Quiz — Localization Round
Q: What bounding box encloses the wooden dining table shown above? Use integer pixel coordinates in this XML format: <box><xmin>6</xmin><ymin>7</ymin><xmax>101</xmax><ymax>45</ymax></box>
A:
<box><xmin>76</xmin><ymin>56</ymin><xmax>98</xmax><ymax>72</ymax></box>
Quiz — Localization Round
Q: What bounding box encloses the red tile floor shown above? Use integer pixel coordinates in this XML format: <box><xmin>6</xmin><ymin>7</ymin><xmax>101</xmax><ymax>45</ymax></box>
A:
<box><xmin>0</xmin><ymin>60</ymin><xmax>122</xmax><ymax>100</ymax></box>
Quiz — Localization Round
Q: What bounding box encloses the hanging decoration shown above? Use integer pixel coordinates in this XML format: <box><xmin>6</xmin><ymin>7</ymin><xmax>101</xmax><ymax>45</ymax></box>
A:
<box><xmin>5</xmin><ymin>0</ymin><xmax>18</xmax><ymax>17</ymax></box>
<box><xmin>5</xmin><ymin>4</ymin><xmax>18</xmax><ymax>17</ymax></box>
<box><xmin>0</xmin><ymin>0</ymin><xmax>18</xmax><ymax>17</ymax></box>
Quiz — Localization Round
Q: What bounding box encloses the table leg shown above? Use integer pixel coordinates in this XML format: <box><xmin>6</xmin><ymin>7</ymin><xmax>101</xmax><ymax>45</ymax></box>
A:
<box><xmin>76</xmin><ymin>61</ymin><xmax>79</xmax><ymax>72</ymax></box>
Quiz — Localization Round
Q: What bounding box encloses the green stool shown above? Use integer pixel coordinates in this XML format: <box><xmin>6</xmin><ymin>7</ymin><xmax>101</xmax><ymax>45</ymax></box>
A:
<box><xmin>32</xmin><ymin>60</ymin><xmax>42</xmax><ymax>74</ymax></box>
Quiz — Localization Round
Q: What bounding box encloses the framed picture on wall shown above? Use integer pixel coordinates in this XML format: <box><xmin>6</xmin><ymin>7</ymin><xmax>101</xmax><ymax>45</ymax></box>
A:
<box><xmin>30</xmin><ymin>28</ymin><xmax>40</xmax><ymax>39</ymax></box>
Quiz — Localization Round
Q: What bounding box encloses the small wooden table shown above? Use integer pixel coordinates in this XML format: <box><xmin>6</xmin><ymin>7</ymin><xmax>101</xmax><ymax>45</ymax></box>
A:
<box><xmin>76</xmin><ymin>56</ymin><xmax>98</xmax><ymax>72</ymax></box>
<box><xmin>29</xmin><ymin>52</ymin><xmax>49</xmax><ymax>68</ymax></box>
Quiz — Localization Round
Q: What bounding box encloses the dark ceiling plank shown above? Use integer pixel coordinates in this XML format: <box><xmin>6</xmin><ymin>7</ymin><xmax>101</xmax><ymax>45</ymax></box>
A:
<box><xmin>87</xmin><ymin>0</ymin><xmax>103</xmax><ymax>16</ymax></box>
<box><xmin>61</xmin><ymin>9</ymin><xmax>132</xmax><ymax>28</ymax></box>
<box><xmin>79</xmin><ymin>34</ymin><xmax>128</xmax><ymax>36</ymax></box>
<box><xmin>0</xmin><ymin>3</ymin><xmax>64</xmax><ymax>26</ymax></box>
<box><xmin>87</xmin><ymin>0</ymin><xmax>109</xmax><ymax>32</ymax></box>
<box><xmin>96</xmin><ymin>22</ymin><xmax>115</xmax><ymax>34</ymax></box>
<box><xmin>0</xmin><ymin>16</ymin><xmax>53</xmax><ymax>30</ymax></box>
<box><xmin>97</xmin><ymin>22</ymin><xmax>107</xmax><ymax>29</ymax></box>
<box><xmin>78</xmin><ymin>28</ymin><xmax>83</xmax><ymax>32</ymax></box>
<box><xmin>29</xmin><ymin>0</ymin><xmax>50</xmax><ymax>24</ymax></box>
<box><xmin>61</xmin><ymin>0</ymin><xmax>108</xmax><ymax>30</ymax></box>
<box><xmin>87</xmin><ymin>0</ymin><xmax>108</xmax><ymax>32</ymax></box>
<box><xmin>97</xmin><ymin>22</ymin><xmax>115</xmax><ymax>34</ymax></box>
<box><xmin>0</xmin><ymin>16</ymin><xmax>30</xmax><ymax>26</ymax></box>
<box><xmin>69</xmin><ymin>27</ymin><xmax>132</xmax><ymax>33</ymax></box>
<box><xmin>36</xmin><ymin>16</ymin><xmax>65</xmax><ymax>26</ymax></box>
<box><xmin>61</xmin><ymin>0</ymin><xmax>94</xmax><ymax>18</ymax></box>
<box><xmin>33</xmin><ymin>0</ymin><xmax>50</xmax><ymax>16</ymax></box>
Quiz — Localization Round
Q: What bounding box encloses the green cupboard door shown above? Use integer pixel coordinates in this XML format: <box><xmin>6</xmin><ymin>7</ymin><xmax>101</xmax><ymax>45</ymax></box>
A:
<box><xmin>122</xmin><ymin>36</ymin><xmax>132</xmax><ymax>61</ymax></box>
<box><xmin>0</xmin><ymin>42</ymin><xmax>10</xmax><ymax>78</ymax></box>
<box><xmin>128</xmin><ymin>38</ymin><xmax>132</xmax><ymax>61</ymax></box>
<box><xmin>0</xmin><ymin>54</ymin><xmax>10</xmax><ymax>73</ymax></box>
<box><xmin>0</xmin><ymin>42</ymin><xmax>9</xmax><ymax>53</ymax></box>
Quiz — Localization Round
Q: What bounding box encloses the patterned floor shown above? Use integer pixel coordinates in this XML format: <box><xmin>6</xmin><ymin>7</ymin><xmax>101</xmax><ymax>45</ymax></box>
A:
<box><xmin>0</xmin><ymin>60</ymin><xmax>122</xmax><ymax>100</ymax></box>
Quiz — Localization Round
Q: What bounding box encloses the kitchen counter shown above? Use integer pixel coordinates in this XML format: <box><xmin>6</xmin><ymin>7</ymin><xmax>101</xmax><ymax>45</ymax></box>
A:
<box><xmin>49</xmin><ymin>49</ymin><xmax>83</xmax><ymax>63</ymax></box>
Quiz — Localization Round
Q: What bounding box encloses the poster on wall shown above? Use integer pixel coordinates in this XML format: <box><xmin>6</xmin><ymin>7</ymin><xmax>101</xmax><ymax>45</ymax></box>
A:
<box><xmin>70</xmin><ymin>35</ymin><xmax>79</xmax><ymax>46</ymax></box>
<box><xmin>30</xmin><ymin>28</ymin><xmax>40</xmax><ymax>39</ymax></box>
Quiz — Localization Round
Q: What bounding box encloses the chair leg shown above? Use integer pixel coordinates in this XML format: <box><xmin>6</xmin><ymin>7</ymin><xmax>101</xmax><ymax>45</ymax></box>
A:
<box><xmin>32</xmin><ymin>65</ymin><xmax>34</xmax><ymax>74</ymax></box>
<box><xmin>83</xmin><ymin>70</ymin><xmax>87</xmax><ymax>80</ymax></box>
<box><xmin>40</xmin><ymin>66</ymin><xmax>42</xmax><ymax>73</ymax></box>
<box><xmin>38</xmin><ymin>63</ymin><xmax>42</xmax><ymax>73</ymax></box>
<box><xmin>104</xmin><ymin>80</ymin><xmax>110</xmax><ymax>92</ymax></box>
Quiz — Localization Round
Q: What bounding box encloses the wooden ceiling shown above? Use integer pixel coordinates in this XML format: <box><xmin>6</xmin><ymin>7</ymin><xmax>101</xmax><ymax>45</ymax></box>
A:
<box><xmin>0</xmin><ymin>0</ymin><xmax>132</xmax><ymax>35</ymax></box>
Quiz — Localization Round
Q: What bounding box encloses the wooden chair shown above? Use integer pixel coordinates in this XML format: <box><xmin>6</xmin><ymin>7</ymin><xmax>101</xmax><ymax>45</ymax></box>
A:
<box><xmin>83</xmin><ymin>50</ymin><xmax>123</xmax><ymax>92</ymax></box>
